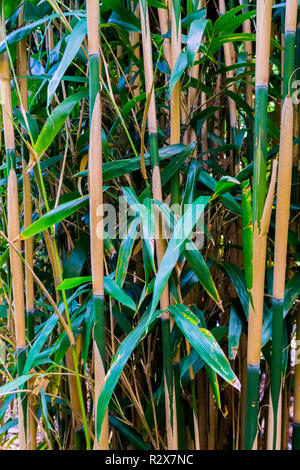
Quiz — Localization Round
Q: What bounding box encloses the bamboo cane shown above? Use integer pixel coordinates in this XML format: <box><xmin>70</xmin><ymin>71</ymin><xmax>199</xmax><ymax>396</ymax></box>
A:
<box><xmin>17</xmin><ymin>4</ymin><xmax>36</xmax><ymax>450</ymax></box>
<box><xmin>243</xmin><ymin>0</ymin><xmax>273</xmax><ymax>450</ymax></box>
<box><xmin>86</xmin><ymin>0</ymin><xmax>108</xmax><ymax>449</ymax></box>
<box><xmin>0</xmin><ymin>3</ymin><xmax>26</xmax><ymax>449</ymax></box>
<box><xmin>139</xmin><ymin>1</ymin><xmax>178</xmax><ymax>449</ymax></box>
<box><xmin>271</xmin><ymin>0</ymin><xmax>297</xmax><ymax>448</ymax></box>
<box><xmin>158</xmin><ymin>2</ymin><xmax>171</xmax><ymax>69</ymax></box>
<box><xmin>270</xmin><ymin>96</ymin><xmax>293</xmax><ymax>449</ymax></box>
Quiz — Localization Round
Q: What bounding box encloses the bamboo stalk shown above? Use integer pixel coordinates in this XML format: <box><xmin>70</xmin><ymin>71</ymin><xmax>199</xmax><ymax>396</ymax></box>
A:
<box><xmin>0</xmin><ymin>4</ymin><xmax>26</xmax><ymax>449</ymax></box>
<box><xmin>86</xmin><ymin>0</ymin><xmax>108</xmax><ymax>450</ymax></box>
<box><xmin>243</xmin><ymin>0</ymin><xmax>273</xmax><ymax>450</ymax></box>
<box><xmin>139</xmin><ymin>1</ymin><xmax>178</xmax><ymax>449</ymax></box>
<box><xmin>270</xmin><ymin>96</ymin><xmax>293</xmax><ymax>449</ymax></box>
<box><xmin>158</xmin><ymin>2</ymin><xmax>171</xmax><ymax>69</ymax></box>
<box><xmin>293</xmin><ymin>306</ymin><xmax>300</xmax><ymax>448</ymax></box>
<box><xmin>271</xmin><ymin>0</ymin><xmax>297</xmax><ymax>448</ymax></box>
<box><xmin>17</xmin><ymin>4</ymin><xmax>36</xmax><ymax>450</ymax></box>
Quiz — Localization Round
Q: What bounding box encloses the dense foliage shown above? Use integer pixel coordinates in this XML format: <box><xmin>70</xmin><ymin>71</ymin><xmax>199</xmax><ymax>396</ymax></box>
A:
<box><xmin>0</xmin><ymin>0</ymin><xmax>299</xmax><ymax>451</ymax></box>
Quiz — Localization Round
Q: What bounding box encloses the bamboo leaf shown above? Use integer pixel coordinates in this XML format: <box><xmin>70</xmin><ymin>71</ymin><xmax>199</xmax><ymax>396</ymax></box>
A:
<box><xmin>47</xmin><ymin>19</ymin><xmax>87</xmax><ymax>107</ymax></box>
<box><xmin>20</xmin><ymin>195</ymin><xmax>89</xmax><ymax>239</ymax></box>
<box><xmin>34</xmin><ymin>89</ymin><xmax>88</xmax><ymax>157</ymax></box>
<box><xmin>169</xmin><ymin>304</ymin><xmax>240</xmax><ymax>390</ymax></box>
<box><xmin>96</xmin><ymin>309</ymin><xmax>161</xmax><ymax>439</ymax></box>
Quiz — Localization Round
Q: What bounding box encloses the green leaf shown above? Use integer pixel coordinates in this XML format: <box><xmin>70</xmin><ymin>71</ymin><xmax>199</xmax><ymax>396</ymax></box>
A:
<box><xmin>187</xmin><ymin>18</ymin><xmax>208</xmax><ymax>66</ymax></box>
<box><xmin>57</xmin><ymin>276</ymin><xmax>92</xmax><ymax>291</ymax></box>
<box><xmin>149</xmin><ymin>196</ymin><xmax>210</xmax><ymax>322</ymax></box>
<box><xmin>219</xmin><ymin>262</ymin><xmax>249</xmax><ymax>318</ymax></box>
<box><xmin>104</xmin><ymin>277</ymin><xmax>136</xmax><ymax>311</ymax></box>
<box><xmin>0</xmin><ymin>374</ymin><xmax>36</xmax><ymax>396</ymax></box>
<box><xmin>23</xmin><ymin>314</ymin><xmax>59</xmax><ymax>374</ymax></box>
<box><xmin>47</xmin><ymin>19</ymin><xmax>87</xmax><ymax>107</ymax></box>
<box><xmin>35</xmin><ymin>89</ymin><xmax>88</xmax><ymax>157</ymax></box>
<box><xmin>184</xmin><ymin>241</ymin><xmax>220</xmax><ymax>305</ymax></box>
<box><xmin>169</xmin><ymin>304</ymin><xmax>240</xmax><ymax>390</ymax></box>
<box><xmin>57</xmin><ymin>276</ymin><xmax>136</xmax><ymax>311</ymax></box>
<box><xmin>21</xmin><ymin>195</ymin><xmax>89</xmax><ymax>239</ymax></box>
<box><xmin>115</xmin><ymin>217</ymin><xmax>139</xmax><ymax>287</ymax></box>
<box><xmin>0</xmin><ymin>12</ymin><xmax>86</xmax><ymax>54</ymax></box>
<box><xmin>168</xmin><ymin>51</ymin><xmax>188</xmax><ymax>97</ymax></box>
<box><xmin>109</xmin><ymin>416</ymin><xmax>150</xmax><ymax>450</ymax></box>
<box><xmin>96</xmin><ymin>309</ymin><xmax>161</xmax><ymax>440</ymax></box>
<box><xmin>213</xmin><ymin>176</ymin><xmax>241</xmax><ymax>199</ymax></box>
<box><xmin>102</xmin><ymin>0</ymin><xmax>140</xmax><ymax>29</ymax></box>
<box><xmin>228</xmin><ymin>304</ymin><xmax>242</xmax><ymax>360</ymax></box>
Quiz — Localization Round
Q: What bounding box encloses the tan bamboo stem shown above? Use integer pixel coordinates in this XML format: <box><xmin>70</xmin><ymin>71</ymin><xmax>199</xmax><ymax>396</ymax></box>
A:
<box><xmin>246</xmin><ymin>0</ymin><xmax>273</xmax><ymax>367</ymax></box>
<box><xmin>18</xmin><ymin>5</ymin><xmax>36</xmax><ymax>450</ymax></box>
<box><xmin>273</xmin><ymin>96</ymin><xmax>293</xmax><ymax>301</ymax></box>
<box><xmin>170</xmin><ymin>2</ymin><xmax>181</xmax><ymax>148</ymax></box>
<box><xmin>248</xmin><ymin>159</ymin><xmax>277</xmax><ymax>365</ymax></box>
<box><xmin>86</xmin><ymin>0</ymin><xmax>108</xmax><ymax>449</ymax></box>
<box><xmin>140</xmin><ymin>1</ymin><xmax>177</xmax><ymax>449</ymax></box>
<box><xmin>0</xmin><ymin>5</ymin><xmax>26</xmax><ymax>449</ymax></box>
<box><xmin>158</xmin><ymin>3</ymin><xmax>171</xmax><ymax>69</ymax></box>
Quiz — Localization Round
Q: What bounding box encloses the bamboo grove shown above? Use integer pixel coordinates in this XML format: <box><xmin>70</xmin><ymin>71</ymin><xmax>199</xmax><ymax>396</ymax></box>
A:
<box><xmin>0</xmin><ymin>0</ymin><xmax>299</xmax><ymax>451</ymax></box>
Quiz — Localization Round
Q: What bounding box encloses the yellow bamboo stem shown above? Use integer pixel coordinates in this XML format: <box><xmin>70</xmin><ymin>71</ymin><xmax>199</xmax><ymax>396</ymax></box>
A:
<box><xmin>247</xmin><ymin>158</ymin><xmax>277</xmax><ymax>365</ymax></box>
<box><xmin>273</xmin><ymin>96</ymin><xmax>293</xmax><ymax>301</ymax></box>
<box><xmin>89</xmin><ymin>92</ymin><xmax>109</xmax><ymax>449</ymax></box>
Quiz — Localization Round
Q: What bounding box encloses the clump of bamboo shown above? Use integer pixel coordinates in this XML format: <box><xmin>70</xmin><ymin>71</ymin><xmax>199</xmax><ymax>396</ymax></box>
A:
<box><xmin>0</xmin><ymin>4</ymin><xmax>26</xmax><ymax>449</ymax></box>
<box><xmin>244</xmin><ymin>0</ymin><xmax>273</xmax><ymax>450</ymax></box>
<box><xmin>86</xmin><ymin>0</ymin><xmax>108</xmax><ymax>450</ymax></box>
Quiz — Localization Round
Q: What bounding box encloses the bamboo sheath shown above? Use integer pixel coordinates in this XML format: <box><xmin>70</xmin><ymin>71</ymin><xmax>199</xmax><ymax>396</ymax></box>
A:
<box><xmin>86</xmin><ymin>0</ymin><xmax>108</xmax><ymax>449</ymax></box>
<box><xmin>0</xmin><ymin>5</ymin><xmax>26</xmax><ymax>449</ymax></box>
